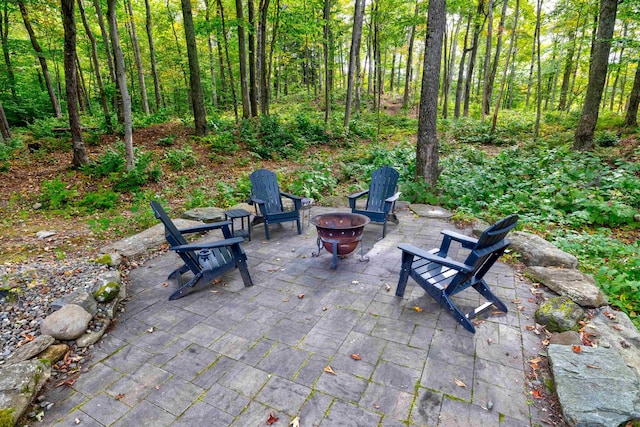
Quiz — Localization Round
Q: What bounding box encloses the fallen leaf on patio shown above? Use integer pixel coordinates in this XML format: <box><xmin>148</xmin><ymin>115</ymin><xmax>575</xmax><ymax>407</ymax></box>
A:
<box><xmin>621</xmin><ymin>340</ymin><xmax>630</xmax><ymax>349</ymax></box>
<box><xmin>56</xmin><ymin>378</ymin><xmax>76</xmax><ymax>387</ymax></box>
<box><xmin>542</xmin><ymin>339</ymin><xmax>550</xmax><ymax>346</ymax></box>
<box><xmin>301</xmin><ymin>255</ymin><xmax>307</xmax><ymax>259</ymax></box>
<box><xmin>267</xmin><ymin>269</ymin><xmax>277</xmax><ymax>273</ymax></box>
<box><xmin>275</xmin><ymin>258</ymin><xmax>281</xmax><ymax>261</ymax></box>
<box><xmin>586</xmin><ymin>364</ymin><xmax>601</xmax><ymax>369</ymax></box>
<box><xmin>282</xmin><ymin>298</ymin><xmax>289</xmax><ymax>302</ymax></box>
<box><xmin>373</xmin><ymin>402</ymin><xmax>380</xmax><ymax>409</ymax></box>
<box><xmin>155</xmin><ymin>385</ymin><xmax>160</xmax><ymax>390</ymax></box>
<box><xmin>266</xmin><ymin>412</ymin><xmax>279</xmax><ymax>425</ymax></box>
<box><xmin>611</xmin><ymin>324</ymin><xmax>622</xmax><ymax>331</ymax></box>
<box><xmin>298</xmin><ymin>293</ymin><xmax>305</xmax><ymax>299</ymax></box>
<box><xmin>512</xmin><ymin>298</ymin><xmax>521</xmax><ymax>304</ymax></box>
<box><xmin>210</xmin><ymin>290</ymin><xmax>219</xmax><ymax>294</ymax></box>
<box><xmin>604</xmin><ymin>311</ymin><xmax>616</xmax><ymax>320</ymax></box>
<box><xmin>74</xmin><ymin>418</ymin><xmax>81</xmax><ymax>425</ymax></box>
<box><xmin>572</xmin><ymin>345</ymin><xmax>581</xmax><ymax>354</ymax></box>
<box><xmin>322</xmin><ymin>306</ymin><xmax>328</xmax><ymax>311</ymax></box>
<box><xmin>385</xmin><ymin>283</ymin><xmax>391</xmax><ymax>292</ymax></box>
<box><xmin>414</xmin><ymin>306</ymin><xmax>423</xmax><ymax>313</ymax></box>
<box><xmin>115</xmin><ymin>393</ymin><xmax>124</xmax><ymax>400</ymax></box>
<box><xmin>454</xmin><ymin>378</ymin><xmax>467</xmax><ymax>388</ymax></box>
<box><xmin>487</xmin><ymin>338</ymin><xmax>494</xmax><ymax>345</ymax></box>
<box><xmin>289</xmin><ymin>416</ymin><xmax>300</xmax><ymax>427</ymax></box>
<box><xmin>324</xmin><ymin>365</ymin><xmax>337</xmax><ymax>375</ymax></box>
<box><xmin>162</xmin><ymin>282</ymin><xmax>169</xmax><ymax>287</ymax></box>
<box><xmin>147</xmin><ymin>327</ymin><xmax>154</xmax><ymax>333</ymax></box>
<box><xmin>351</xmin><ymin>280</ymin><xmax>359</xmax><ymax>285</ymax></box>
<box><xmin>351</xmin><ymin>354</ymin><xmax>362</xmax><ymax>361</ymax></box>
<box><xmin>532</xmin><ymin>389</ymin><xmax>543</xmax><ymax>399</ymax></box>
<box><xmin>525</xmin><ymin>325</ymin><xmax>536</xmax><ymax>331</ymax></box>
<box><xmin>528</xmin><ymin>357</ymin><xmax>542</xmax><ymax>370</ymax></box>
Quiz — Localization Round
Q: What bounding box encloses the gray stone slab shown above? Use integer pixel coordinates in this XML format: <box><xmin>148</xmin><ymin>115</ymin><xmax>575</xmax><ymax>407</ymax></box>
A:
<box><xmin>409</xmin><ymin>204</ymin><xmax>453</xmax><ymax>219</ymax></box>
<box><xmin>255</xmin><ymin>376</ymin><xmax>312</xmax><ymax>414</ymax></box>
<box><xmin>203</xmin><ymin>383</ymin><xmax>250</xmax><ymax>416</ymax></box>
<box><xmin>145</xmin><ymin>375</ymin><xmax>204</xmax><ymax>416</ymax></box>
<box><xmin>112</xmin><ymin>400</ymin><xmax>174</xmax><ymax>427</ymax></box>
<box><xmin>78</xmin><ymin>392</ymin><xmax>130</xmax><ymax>425</ymax></box>
<box><xmin>320</xmin><ymin>399</ymin><xmax>382</xmax><ymax>427</ymax></box>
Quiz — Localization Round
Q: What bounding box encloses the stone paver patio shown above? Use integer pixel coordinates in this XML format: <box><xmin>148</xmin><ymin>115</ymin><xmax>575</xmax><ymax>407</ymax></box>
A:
<box><xmin>42</xmin><ymin>206</ymin><xmax>548</xmax><ymax>426</ymax></box>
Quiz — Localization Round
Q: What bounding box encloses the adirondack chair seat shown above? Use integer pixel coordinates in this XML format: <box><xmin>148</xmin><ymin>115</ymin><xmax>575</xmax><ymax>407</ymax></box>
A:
<box><xmin>396</xmin><ymin>215</ymin><xmax>518</xmax><ymax>333</ymax></box>
<box><xmin>150</xmin><ymin>201</ymin><xmax>253</xmax><ymax>300</ymax></box>
<box><xmin>348</xmin><ymin>166</ymin><xmax>401</xmax><ymax>238</ymax></box>
<box><xmin>249</xmin><ymin>169</ymin><xmax>303</xmax><ymax>240</ymax></box>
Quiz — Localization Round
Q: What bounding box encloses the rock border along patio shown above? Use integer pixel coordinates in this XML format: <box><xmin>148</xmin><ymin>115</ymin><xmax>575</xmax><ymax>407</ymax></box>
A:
<box><xmin>13</xmin><ymin>204</ymin><xmax>638</xmax><ymax>426</ymax></box>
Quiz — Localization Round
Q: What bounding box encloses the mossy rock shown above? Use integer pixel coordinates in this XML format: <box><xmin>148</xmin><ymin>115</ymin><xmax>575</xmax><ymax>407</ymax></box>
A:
<box><xmin>535</xmin><ymin>296</ymin><xmax>585</xmax><ymax>333</ymax></box>
<box><xmin>94</xmin><ymin>253</ymin><xmax>112</xmax><ymax>265</ymax></box>
<box><xmin>0</xmin><ymin>409</ymin><xmax>14</xmax><ymax>427</ymax></box>
<box><xmin>93</xmin><ymin>281</ymin><xmax>120</xmax><ymax>303</ymax></box>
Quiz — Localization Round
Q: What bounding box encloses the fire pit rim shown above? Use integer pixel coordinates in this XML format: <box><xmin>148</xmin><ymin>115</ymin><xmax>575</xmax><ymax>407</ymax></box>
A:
<box><xmin>310</xmin><ymin>212</ymin><xmax>371</xmax><ymax>229</ymax></box>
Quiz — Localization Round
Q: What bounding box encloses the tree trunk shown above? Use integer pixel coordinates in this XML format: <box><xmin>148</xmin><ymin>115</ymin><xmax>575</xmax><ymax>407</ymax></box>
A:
<box><xmin>389</xmin><ymin>53</ymin><xmax>395</xmax><ymax>93</ymax></box>
<box><xmin>483</xmin><ymin>0</ymin><xmax>507</xmax><ymax>118</ymax></box>
<box><xmin>534</xmin><ymin>0</ymin><xmax>543</xmax><ymax>138</ymax></box>
<box><xmin>480</xmin><ymin>0</ymin><xmax>493</xmax><ymax>119</ymax></box>
<box><xmin>403</xmin><ymin>0</ymin><xmax>419</xmax><ymax>109</ymax></box>
<box><xmin>181</xmin><ymin>0</ymin><xmax>207</xmax><ymax>135</ymax></box>
<box><xmin>166</xmin><ymin>0</ymin><xmax>190</xmax><ymax>110</ymax></box>
<box><xmin>624</xmin><ymin>58</ymin><xmax>640</xmax><ymax>127</ymax></box>
<box><xmin>258</xmin><ymin>0</ymin><xmax>271</xmax><ymax>115</ymax></box>
<box><xmin>455</xmin><ymin>13</ymin><xmax>472</xmax><ymax>118</ymax></box>
<box><xmin>217</xmin><ymin>0</ymin><xmax>239</xmax><ymax>122</ymax></box>
<box><xmin>19</xmin><ymin>0</ymin><xmax>62</xmax><ymax>118</ymax></box>
<box><xmin>574</xmin><ymin>0</ymin><xmax>618</xmax><ymax>151</ymax></box>
<box><xmin>204</xmin><ymin>0</ymin><xmax>218</xmax><ymax>108</ymax></box>
<box><xmin>323</xmin><ymin>0</ymin><xmax>331</xmax><ymax>124</ymax></box>
<box><xmin>62</xmin><ymin>0</ymin><xmax>89</xmax><ymax>167</ymax></box>
<box><xmin>463</xmin><ymin>1</ymin><xmax>485</xmax><ymax>117</ymax></box>
<box><xmin>215</xmin><ymin>0</ymin><xmax>227</xmax><ymax>104</ymax></box>
<box><xmin>608</xmin><ymin>22</ymin><xmax>626</xmax><ymax>112</ymax></box>
<box><xmin>557</xmin><ymin>23</ymin><xmax>577</xmax><ymax>111</ymax></box>
<box><xmin>0</xmin><ymin>101</ymin><xmax>10</xmax><ymax>140</ymax></box>
<box><xmin>78</xmin><ymin>0</ymin><xmax>112</xmax><ymax>132</ymax></box>
<box><xmin>492</xmin><ymin>0</ymin><xmax>518</xmax><ymax>132</ymax></box>
<box><xmin>125</xmin><ymin>0</ymin><xmax>149</xmax><ymax>115</ymax></box>
<box><xmin>235</xmin><ymin>0</ymin><xmax>251</xmax><ymax>118</ymax></box>
<box><xmin>267</xmin><ymin>0</ymin><xmax>280</xmax><ymax>97</ymax></box>
<box><xmin>443</xmin><ymin>16</ymin><xmax>461</xmax><ymax>119</ymax></box>
<box><xmin>144</xmin><ymin>0</ymin><xmax>162</xmax><ymax>111</ymax></box>
<box><xmin>248</xmin><ymin>0</ymin><xmax>257</xmax><ymax>116</ymax></box>
<box><xmin>0</xmin><ymin>2</ymin><xmax>16</xmax><ymax>99</ymax></box>
<box><xmin>92</xmin><ymin>0</ymin><xmax>115</xmax><ymax>82</ymax></box>
<box><xmin>416</xmin><ymin>0</ymin><xmax>445</xmax><ymax>186</ymax></box>
<box><xmin>344</xmin><ymin>0</ymin><xmax>365</xmax><ymax>129</ymax></box>
<box><xmin>107</xmin><ymin>0</ymin><xmax>134</xmax><ymax>170</ymax></box>
<box><xmin>525</xmin><ymin>0</ymin><xmax>541</xmax><ymax>108</ymax></box>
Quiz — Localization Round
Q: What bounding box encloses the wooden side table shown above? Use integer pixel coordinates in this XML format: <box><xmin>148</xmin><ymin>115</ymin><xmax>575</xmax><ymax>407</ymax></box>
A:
<box><xmin>223</xmin><ymin>209</ymin><xmax>251</xmax><ymax>241</ymax></box>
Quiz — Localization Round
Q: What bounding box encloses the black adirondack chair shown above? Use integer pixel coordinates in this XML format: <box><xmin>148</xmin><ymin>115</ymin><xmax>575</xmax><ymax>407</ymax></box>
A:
<box><xmin>150</xmin><ymin>201</ymin><xmax>253</xmax><ymax>300</ymax></box>
<box><xmin>348</xmin><ymin>166</ymin><xmax>400</xmax><ymax>238</ymax></box>
<box><xmin>395</xmin><ymin>215</ymin><xmax>519</xmax><ymax>333</ymax></box>
<box><xmin>249</xmin><ymin>169</ymin><xmax>303</xmax><ymax>240</ymax></box>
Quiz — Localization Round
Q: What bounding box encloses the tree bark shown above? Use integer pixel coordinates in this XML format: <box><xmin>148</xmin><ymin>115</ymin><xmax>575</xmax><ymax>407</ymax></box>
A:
<box><xmin>107</xmin><ymin>0</ymin><xmax>134</xmax><ymax>170</ymax></box>
<box><xmin>483</xmin><ymin>0</ymin><xmax>507</xmax><ymax>118</ymax></box>
<box><xmin>344</xmin><ymin>0</ymin><xmax>365</xmax><ymax>129</ymax></box>
<box><xmin>19</xmin><ymin>0</ymin><xmax>62</xmax><ymax>118</ymax></box>
<box><xmin>534</xmin><ymin>0</ymin><xmax>543</xmax><ymax>138</ymax></box>
<box><xmin>181</xmin><ymin>0</ymin><xmax>207</xmax><ymax>135</ymax></box>
<box><xmin>0</xmin><ymin>100</ymin><xmax>10</xmax><ymax>140</ymax></box>
<box><xmin>0</xmin><ymin>2</ymin><xmax>15</xmax><ymax>99</ymax></box>
<box><xmin>258</xmin><ymin>0</ymin><xmax>271</xmax><ymax>115</ymax></box>
<box><xmin>403</xmin><ymin>0</ymin><xmax>419</xmax><ymax>109</ymax></box>
<box><xmin>416</xmin><ymin>0</ymin><xmax>445</xmax><ymax>186</ymax></box>
<box><xmin>574</xmin><ymin>0</ymin><xmax>618</xmax><ymax>150</ymax></box>
<box><xmin>92</xmin><ymin>0</ymin><xmax>115</xmax><ymax>82</ymax></box>
<box><xmin>205</xmin><ymin>0</ymin><xmax>218</xmax><ymax>108</ymax></box>
<box><xmin>480</xmin><ymin>0</ymin><xmax>493</xmax><ymax>119</ymax></box>
<box><xmin>323</xmin><ymin>0</ymin><xmax>331</xmax><ymax>124</ymax></box>
<box><xmin>125</xmin><ymin>0</ymin><xmax>149</xmax><ymax>115</ymax></box>
<box><xmin>78</xmin><ymin>0</ymin><xmax>112</xmax><ymax>132</ymax></box>
<box><xmin>235</xmin><ymin>0</ymin><xmax>251</xmax><ymax>118</ymax></box>
<box><xmin>61</xmin><ymin>0</ymin><xmax>89</xmax><ymax>167</ymax></box>
<box><xmin>492</xmin><ymin>0</ymin><xmax>518</xmax><ymax>132</ymax></box>
<box><xmin>217</xmin><ymin>0</ymin><xmax>239</xmax><ymax>122</ymax></box>
<box><xmin>247</xmin><ymin>0</ymin><xmax>257</xmax><ymax>116</ymax></box>
<box><xmin>624</xmin><ymin>57</ymin><xmax>639</xmax><ymax>127</ymax></box>
<box><xmin>144</xmin><ymin>0</ymin><xmax>162</xmax><ymax>111</ymax></box>
<box><xmin>455</xmin><ymin>13</ymin><xmax>472</xmax><ymax>118</ymax></box>
<box><xmin>463</xmin><ymin>0</ymin><xmax>485</xmax><ymax>117</ymax></box>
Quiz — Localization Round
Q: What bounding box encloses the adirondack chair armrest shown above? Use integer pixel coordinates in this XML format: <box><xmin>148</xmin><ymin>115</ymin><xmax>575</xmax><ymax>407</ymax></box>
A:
<box><xmin>440</xmin><ymin>230</ymin><xmax>478</xmax><ymax>249</ymax></box>
<box><xmin>178</xmin><ymin>220</ymin><xmax>233</xmax><ymax>235</ymax></box>
<box><xmin>249</xmin><ymin>196</ymin><xmax>266</xmax><ymax>206</ymax></box>
<box><xmin>398</xmin><ymin>244</ymin><xmax>473</xmax><ymax>272</ymax></box>
<box><xmin>385</xmin><ymin>192</ymin><xmax>401</xmax><ymax>203</ymax></box>
<box><xmin>281</xmin><ymin>192</ymin><xmax>303</xmax><ymax>210</ymax></box>
<box><xmin>169</xmin><ymin>236</ymin><xmax>245</xmax><ymax>253</ymax></box>
<box><xmin>348</xmin><ymin>189</ymin><xmax>369</xmax><ymax>200</ymax></box>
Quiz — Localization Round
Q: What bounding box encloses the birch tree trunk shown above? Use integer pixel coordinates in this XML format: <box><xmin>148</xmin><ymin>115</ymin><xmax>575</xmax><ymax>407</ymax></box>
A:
<box><xmin>107</xmin><ymin>0</ymin><xmax>134</xmax><ymax>170</ymax></box>
<box><xmin>492</xmin><ymin>0</ymin><xmax>519</xmax><ymax>132</ymax></box>
<box><xmin>455</xmin><ymin>13</ymin><xmax>472</xmax><ymax>118</ymax></box>
<box><xmin>463</xmin><ymin>0</ymin><xmax>485</xmax><ymax>117</ymax></box>
<box><xmin>205</xmin><ymin>0</ymin><xmax>218</xmax><ymax>108</ymax></box>
<box><xmin>403</xmin><ymin>0</ymin><xmax>419</xmax><ymax>109</ymax></box>
<box><xmin>19</xmin><ymin>0</ymin><xmax>61</xmax><ymax>118</ymax></box>
<box><xmin>235</xmin><ymin>0</ymin><xmax>251</xmax><ymax>118</ymax></box>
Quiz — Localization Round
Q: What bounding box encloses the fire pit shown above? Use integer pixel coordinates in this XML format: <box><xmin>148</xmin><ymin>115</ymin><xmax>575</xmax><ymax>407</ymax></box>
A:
<box><xmin>311</xmin><ymin>212</ymin><xmax>370</xmax><ymax>269</ymax></box>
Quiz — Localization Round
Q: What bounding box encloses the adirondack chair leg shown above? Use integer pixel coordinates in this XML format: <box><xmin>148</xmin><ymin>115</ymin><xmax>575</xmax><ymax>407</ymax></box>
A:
<box><xmin>296</xmin><ymin>218</ymin><xmax>302</xmax><ymax>235</ymax></box>
<box><xmin>382</xmin><ymin>222</ymin><xmax>387</xmax><ymax>239</ymax></box>
<box><xmin>168</xmin><ymin>264</ymin><xmax>189</xmax><ymax>280</ymax></box>
<box><xmin>264</xmin><ymin>222</ymin><xmax>271</xmax><ymax>240</ymax></box>
<box><xmin>237</xmin><ymin>258</ymin><xmax>254</xmax><ymax>287</ymax></box>
<box><xmin>473</xmin><ymin>279</ymin><xmax>508</xmax><ymax>313</ymax></box>
<box><xmin>439</xmin><ymin>293</ymin><xmax>477</xmax><ymax>333</ymax></box>
<box><xmin>395</xmin><ymin>251</ymin><xmax>414</xmax><ymax>297</ymax></box>
<box><xmin>169</xmin><ymin>271</ymin><xmax>203</xmax><ymax>301</ymax></box>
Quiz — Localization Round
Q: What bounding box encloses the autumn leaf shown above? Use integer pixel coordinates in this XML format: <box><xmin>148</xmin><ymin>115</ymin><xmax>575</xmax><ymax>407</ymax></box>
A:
<box><xmin>289</xmin><ymin>416</ymin><xmax>300</xmax><ymax>427</ymax></box>
<box><xmin>115</xmin><ymin>393</ymin><xmax>125</xmax><ymax>400</ymax></box>
<box><xmin>351</xmin><ymin>354</ymin><xmax>362</xmax><ymax>361</ymax></box>
<box><xmin>531</xmin><ymin>389</ymin><xmax>543</xmax><ymax>399</ymax></box>
<box><xmin>611</xmin><ymin>324</ymin><xmax>622</xmax><ymax>331</ymax></box>
<box><xmin>298</xmin><ymin>293</ymin><xmax>305</xmax><ymax>299</ymax></box>
<box><xmin>454</xmin><ymin>378</ymin><xmax>467</xmax><ymax>388</ymax></box>
<box><xmin>414</xmin><ymin>306</ymin><xmax>423</xmax><ymax>313</ymax></box>
<box><xmin>528</xmin><ymin>357</ymin><xmax>542</xmax><ymax>370</ymax></box>
<box><xmin>266</xmin><ymin>412</ymin><xmax>279</xmax><ymax>425</ymax></box>
<box><xmin>604</xmin><ymin>311</ymin><xmax>616</xmax><ymax>320</ymax></box>
<box><xmin>572</xmin><ymin>345</ymin><xmax>581</xmax><ymax>354</ymax></box>
<box><xmin>525</xmin><ymin>325</ymin><xmax>536</xmax><ymax>331</ymax></box>
<box><xmin>512</xmin><ymin>298</ymin><xmax>522</xmax><ymax>304</ymax></box>
<box><xmin>586</xmin><ymin>364</ymin><xmax>601</xmax><ymax>369</ymax></box>
<box><xmin>324</xmin><ymin>365</ymin><xmax>337</xmax><ymax>375</ymax></box>
<box><xmin>385</xmin><ymin>283</ymin><xmax>391</xmax><ymax>292</ymax></box>
<box><xmin>147</xmin><ymin>326</ymin><xmax>154</xmax><ymax>333</ymax></box>
<box><xmin>373</xmin><ymin>402</ymin><xmax>380</xmax><ymax>409</ymax></box>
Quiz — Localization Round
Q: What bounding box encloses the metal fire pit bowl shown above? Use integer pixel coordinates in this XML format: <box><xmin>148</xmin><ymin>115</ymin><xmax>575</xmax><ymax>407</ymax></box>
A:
<box><xmin>310</xmin><ymin>212</ymin><xmax>370</xmax><ymax>269</ymax></box>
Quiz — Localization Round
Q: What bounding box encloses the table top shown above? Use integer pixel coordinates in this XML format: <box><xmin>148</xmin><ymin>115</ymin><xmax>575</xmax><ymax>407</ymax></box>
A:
<box><xmin>224</xmin><ymin>209</ymin><xmax>251</xmax><ymax>218</ymax></box>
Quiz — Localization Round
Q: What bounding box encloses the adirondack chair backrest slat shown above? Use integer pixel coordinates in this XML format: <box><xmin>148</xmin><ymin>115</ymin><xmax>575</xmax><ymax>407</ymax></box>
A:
<box><xmin>150</xmin><ymin>201</ymin><xmax>200</xmax><ymax>268</ymax></box>
<box><xmin>366</xmin><ymin>166</ymin><xmax>399</xmax><ymax>212</ymax></box>
<box><xmin>250</xmin><ymin>169</ymin><xmax>283</xmax><ymax>215</ymax></box>
<box><xmin>447</xmin><ymin>214</ymin><xmax>518</xmax><ymax>292</ymax></box>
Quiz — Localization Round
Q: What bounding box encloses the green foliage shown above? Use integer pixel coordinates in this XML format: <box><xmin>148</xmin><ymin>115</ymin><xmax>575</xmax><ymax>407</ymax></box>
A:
<box><xmin>184</xmin><ymin>187</ymin><xmax>211</xmax><ymax>210</ymax></box>
<box><xmin>197</xmin><ymin>131</ymin><xmax>239</xmax><ymax>155</ymax></box>
<box><xmin>594</xmin><ymin>130</ymin><xmax>619</xmax><ymax>147</ymax></box>
<box><xmin>0</xmin><ymin>138</ymin><xmax>23</xmax><ymax>172</ymax></box>
<box><xmin>164</xmin><ymin>146</ymin><xmax>197</xmax><ymax>171</ymax></box>
<box><xmin>156</xmin><ymin>134</ymin><xmax>176</xmax><ymax>147</ymax></box>
<box><xmin>78</xmin><ymin>190</ymin><xmax>119</xmax><ymax>210</ymax></box>
<box><xmin>294</xmin><ymin>112</ymin><xmax>329</xmax><ymax>144</ymax></box>
<box><xmin>113</xmin><ymin>151</ymin><xmax>162</xmax><ymax>192</ymax></box>
<box><xmin>26</xmin><ymin>117</ymin><xmax>69</xmax><ymax>139</ymax></box>
<box><xmin>243</xmin><ymin>115</ymin><xmax>305</xmax><ymax>159</ymax></box>
<box><xmin>286</xmin><ymin>163</ymin><xmax>337</xmax><ymax>200</ymax></box>
<box><xmin>83</xmin><ymin>145</ymin><xmax>125</xmax><ymax>177</ymax></box>
<box><xmin>40</xmin><ymin>177</ymin><xmax>76</xmax><ymax>209</ymax></box>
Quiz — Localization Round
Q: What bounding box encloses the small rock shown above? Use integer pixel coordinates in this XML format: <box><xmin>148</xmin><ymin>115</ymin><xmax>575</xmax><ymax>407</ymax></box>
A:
<box><xmin>35</xmin><ymin>231</ymin><xmax>56</xmax><ymax>240</ymax></box>
<box><xmin>51</xmin><ymin>290</ymin><xmax>98</xmax><ymax>317</ymax></box>
<box><xmin>535</xmin><ymin>296</ymin><xmax>585</xmax><ymax>333</ymax></box>
<box><xmin>93</xmin><ymin>282</ymin><xmax>120</xmax><ymax>303</ymax></box>
<box><xmin>486</xmin><ymin>401</ymin><xmax>494</xmax><ymax>410</ymax></box>
<box><xmin>32</xmin><ymin>203</ymin><xmax>43</xmax><ymax>210</ymax></box>
<box><xmin>549</xmin><ymin>331</ymin><xmax>582</xmax><ymax>346</ymax></box>
<box><xmin>40</xmin><ymin>304</ymin><xmax>92</xmax><ymax>340</ymax></box>
<box><xmin>37</xmin><ymin>344</ymin><xmax>69</xmax><ymax>364</ymax></box>
<box><xmin>5</xmin><ymin>335</ymin><xmax>55</xmax><ymax>365</ymax></box>
<box><xmin>76</xmin><ymin>321</ymin><xmax>109</xmax><ymax>348</ymax></box>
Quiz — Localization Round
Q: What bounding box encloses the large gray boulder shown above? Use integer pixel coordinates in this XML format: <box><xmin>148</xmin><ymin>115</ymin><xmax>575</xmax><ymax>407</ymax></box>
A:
<box><xmin>535</xmin><ymin>296</ymin><xmax>585</xmax><ymax>333</ymax></box>
<box><xmin>0</xmin><ymin>360</ymin><xmax>51</xmax><ymax>426</ymax></box>
<box><xmin>525</xmin><ymin>266</ymin><xmax>608</xmax><ymax>307</ymax></box>
<box><xmin>509</xmin><ymin>232</ymin><xmax>579</xmax><ymax>268</ymax></box>
<box><xmin>40</xmin><ymin>304</ymin><xmax>92</xmax><ymax>340</ymax></box>
<box><xmin>50</xmin><ymin>289</ymin><xmax>98</xmax><ymax>317</ymax></box>
<box><xmin>181</xmin><ymin>207</ymin><xmax>225</xmax><ymax>223</ymax></box>
<box><xmin>548</xmin><ymin>345</ymin><xmax>640</xmax><ymax>426</ymax></box>
<box><xmin>586</xmin><ymin>307</ymin><xmax>640</xmax><ymax>378</ymax></box>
